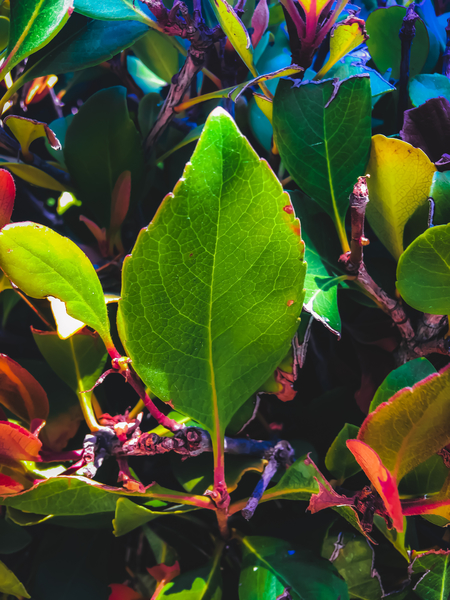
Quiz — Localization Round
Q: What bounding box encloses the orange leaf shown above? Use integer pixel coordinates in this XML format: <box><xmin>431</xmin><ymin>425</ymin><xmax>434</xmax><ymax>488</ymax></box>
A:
<box><xmin>346</xmin><ymin>439</ymin><xmax>403</xmax><ymax>532</ymax></box>
<box><xmin>0</xmin><ymin>170</ymin><xmax>15</xmax><ymax>230</ymax></box>
<box><xmin>0</xmin><ymin>472</ymin><xmax>24</xmax><ymax>494</ymax></box>
<box><xmin>108</xmin><ymin>584</ymin><xmax>144</xmax><ymax>600</ymax></box>
<box><xmin>0</xmin><ymin>354</ymin><xmax>49</xmax><ymax>423</ymax></box>
<box><xmin>0</xmin><ymin>421</ymin><xmax>42</xmax><ymax>461</ymax></box>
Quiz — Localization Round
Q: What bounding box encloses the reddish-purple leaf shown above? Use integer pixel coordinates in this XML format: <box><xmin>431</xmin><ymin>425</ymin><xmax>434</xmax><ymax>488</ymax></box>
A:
<box><xmin>0</xmin><ymin>354</ymin><xmax>49</xmax><ymax>423</ymax></box>
<box><xmin>108</xmin><ymin>584</ymin><xmax>144</xmax><ymax>600</ymax></box>
<box><xmin>110</xmin><ymin>170</ymin><xmax>131</xmax><ymax>233</ymax></box>
<box><xmin>0</xmin><ymin>169</ymin><xmax>15</xmax><ymax>230</ymax></box>
<box><xmin>251</xmin><ymin>0</ymin><xmax>269</xmax><ymax>48</ymax></box>
<box><xmin>0</xmin><ymin>472</ymin><xmax>24</xmax><ymax>495</ymax></box>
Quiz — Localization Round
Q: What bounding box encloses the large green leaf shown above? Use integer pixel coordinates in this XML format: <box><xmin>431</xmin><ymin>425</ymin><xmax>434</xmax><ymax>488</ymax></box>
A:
<box><xmin>16</xmin><ymin>14</ymin><xmax>149</xmax><ymax>86</ymax></box>
<box><xmin>239</xmin><ymin>536</ymin><xmax>349</xmax><ymax>600</ymax></box>
<box><xmin>366</xmin><ymin>6</ymin><xmax>429</xmax><ymax>81</ymax></box>
<box><xmin>0</xmin><ymin>560</ymin><xmax>30</xmax><ymax>599</ymax></box>
<box><xmin>113</xmin><ymin>498</ymin><xmax>197</xmax><ymax>537</ymax></box>
<box><xmin>412</xmin><ymin>550</ymin><xmax>450</xmax><ymax>600</ymax></box>
<box><xmin>358</xmin><ymin>363</ymin><xmax>450</xmax><ymax>485</ymax></box>
<box><xmin>259</xmin><ymin>457</ymin><xmax>319</xmax><ymax>503</ymax></box>
<box><xmin>0</xmin><ymin>223</ymin><xmax>113</xmax><ymax>349</ymax></box>
<box><xmin>64</xmin><ymin>86</ymin><xmax>145</xmax><ymax>228</ymax></box>
<box><xmin>73</xmin><ymin>0</ymin><xmax>157</xmax><ymax>27</ymax></box>
<box><xmin>397</xmin><ymin>224</ymin><xmax>450</xmax><ymax>315</ymax></box>
<box><xmin>133</xmin><ymin>29</ymin><xmax>179</xmax><ymax>83</ymax></box>
<box><xmin>370</xmin><ymin>358</ymin><xmax>436</xmax><ymax>413</ymax></box>
<box><xmin>1</xmin><ymin>0</ymin><xmax>72</xmax><ymax>79</ymax></box>
<box><xmin>118</xmin><ymin>108</ymin><xmax>306</xmax><ymax>446</ymax></box>
<box><xmin>366</xmin><ymin>136</ymin><xmax>436</xmax><ymax>260</ymax></box>
<box><xmin>273</xmin><ymin>76</ymin><xmax>372</xmax><ymax>251</ymax></box>
<box><xmin>156</xmin><ymin>559</ymin><xmax>222</xmax><ymax>599</ymax></box>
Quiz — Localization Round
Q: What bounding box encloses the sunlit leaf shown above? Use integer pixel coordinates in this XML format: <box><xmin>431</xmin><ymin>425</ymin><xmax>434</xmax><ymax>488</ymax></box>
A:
<box><xmin>155</xmin><ymin>559</ymin><xmax>222</xmax><ymax>599</ymax></box>
<box><xmin>4</xmin><ymin>115</ymin><xmax>60</xmax><ymax>162</ymax></box>
<box><xmin>73</xmin><ymin>0</ymin><xmax>157</xmax><ymax>27</ymax></box>
<box><xmin>315</xmin><ymin>18</ymin><xmax>368</xmax><ymax>80</ymax></box>
<box><xmin>0</xmin><ymin>421</ymin><xmax>42</xmax><ymax>462</ymax></box>
<box><xmin>0</xmin><ymin>169</ymin><xmax>15</xmax><ymax>230</ymax></box>
<box><xmin>0</xmin><ymin>161</ymin><xmax>69</xmax><ymax>192</ymax></box>
<box><xmin>366</xmin><ymin>135</ymin><xmax>436</xmax><ymax>260</ymax></box>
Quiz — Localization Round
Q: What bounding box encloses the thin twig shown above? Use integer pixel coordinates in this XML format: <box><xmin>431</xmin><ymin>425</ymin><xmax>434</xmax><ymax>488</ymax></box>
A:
<box><xmin>398</xmin><ymin>5</ymin><xmax>419</xmax><ymax>130</ymax></box>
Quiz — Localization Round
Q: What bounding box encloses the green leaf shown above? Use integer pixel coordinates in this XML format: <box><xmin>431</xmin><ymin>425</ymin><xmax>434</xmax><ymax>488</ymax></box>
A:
<box><xmin>208</xmin><ymin>0</ymin><xmax>257</xmax><ymax>77</ymax></box>
<box><xmin>1</xmin><ymin>0</ymin><xmax>72</xmax><ymax>79</ymax></box>
<box><xmin>397</xmin><ymin>224</ymin><xmax>450</xmax><ymax>315</ymax></box>
<box><xmin>273</xmin><ymin>76</ymin><xmax>372</xmax><ymax>252</ymax></box>
<box><xmin>132</xmin><ymin>29</ymin><xmax>179</xmax><ymax>83</ymax></box>
<box><xmin>409</xmin><ymin>73</ymin><xmax>450</xmax><ymax>107</ymax></box>
<box><xmin>127</xmin><ymin>55</ymin><xmax>167</xmax><ymax>95</ymax></box>
<box><xmin>32</xmin><ymin>328</ymin><xmax>107</xmax><ymax>395</ymax></box>
<box><xmin>0</xmin><ymin>161</ymin><xmax>69</xmax><ymax>192</ymax></box>
<box><xmin>239</xmin><ymin>536</ymin><xmax>349</xmax><ymax>600</ymax></box>
<box><xmin>0</xmin><ymin>560</ymin><xmax>30</xmax><ymax>599</ymax></box>
<box><xmin>73</xmin><ymin>0</ymin><xmax>157</xmax><ymax>27</ymax></box>
<box><xmin>372</xmin><ymin>514</ymin><xmax>409</xmax><ymax>562</ymax></box>
<box><xmin>155</xmin><ymin>558</ymin><xmax>222</xmax><ymax>599</ymax></box>
<box><xmin>366</xmin><ymin>136</ymin><xmax>436</xmax><ymax>260</ymax></box>
<box><xmin>412</xmin><ymin>550</ymin><xmax>450</xmax><ymax>600</ymax></box>
<box><xmin>325</xmin><ymin>424</ymin><xmax>361</xmax><ymax>483</ymax></box>
<box><xmin>4</xmin><ymin>115</ymin><xmax>61</xmax><ymax>162</ymax></box>
<box><xmin>321</xmin><ymin>532</ymin><xmax>383</xmax><ymax>600</ymax></box>
<box><xmin>64</xmin><ymin>86</ymin><xmax>145</xmax><ymax>228</ymax></box>
<box><xmin>18</xmin><ymin>14</ymin><xmax>149</xmax><ymax>85</ymax></box>
<box><xmin>358</xmin><ymin>363</ymin><xmax>450</xmax><ymax>485</ymax></box>
<box><xmin>259</xmin><ymin>457</ymin><xmax>320</xmax><ymax>503</ymax></box>
<box><xmin>366</xmin><ymin>6</ymin><xmax>429</xmax><ymax>80</ymax></box>
<box><xmin>0</xmin><ymin>516</ymin><xmax>32</xmax><ymax>554</ymax></box>
<box><xmin>0</xmin><ymin>223</ymin><xmax>113</xmax><ymax>349</ymax></box>
<box><xmin>399</xmin><ymin>454</ymin><xmax>448</xmax><ymax>497</ymax></box>
<box><xmin>370</xmin><ymin>358</ymin><xmax>437</xmax><ymax>413</ymax></box>
<box><xmin>118</xmin><ymin>107</ymin><xmax>306</xmax><ymax>443</ymax></box>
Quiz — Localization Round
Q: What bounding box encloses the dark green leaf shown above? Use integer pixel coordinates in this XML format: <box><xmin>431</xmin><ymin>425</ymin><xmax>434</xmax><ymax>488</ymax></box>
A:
<box><xmin>397</xmin><ymin>224</ymin><xmax>450</xmax><ymax>315</ymax></box>
<box><xmin>64</xmin><ymin>86</ymin><xmax>145</xmax><ymax>227</ymax></box>
<box><xmin>239</xmin><ymin>536</ymin><xmax>349</xmax><ymax>600</ymax></box>
<box><xmin>399</xmin><ymin>454</ymin><xmax>448</xmax><ymax>497</ymax></box>
<box><xmin>325</xmin><ymin>423</ymin><xmax>361</xmax><ymax>483</ymax></box>
<box><xmin>0</xmin><ymin>516</ymin><xmax>32</xmax><ymax>554</ymax></box>
<box><xmin>118</xmin><ymin>108</ymin><xmax>306</xmax><ymax>442</ymax></box>
<box><xmin>412</xmin><ymin>550</ymin><xmax>450</xmax><ymax>600</ymax></box>
<box><xmin>273</xmin><ymin>76</ymin><xmax>372</xmax><ymax>251</ymax></box>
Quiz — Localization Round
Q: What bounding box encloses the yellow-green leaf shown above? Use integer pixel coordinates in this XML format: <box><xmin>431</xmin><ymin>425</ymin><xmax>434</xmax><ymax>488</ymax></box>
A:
<box><xmin>0</xmin><ymin>162</ymin><xmax>69</xmax><ymax>192</ymax></box>
<box><xmin>0</xmin><ymin>560</ymin><xmax>30</xmax><ymax>599</ymax></box>
<box><xmin>315</xmin><ymin>18</ymin><xmax>368</xmax><ymax>80</ymax></box>
<box><xmin>366</xmin><ymin>135</ymin><xmax>436</xmax><ymax>260</ymax></box>
<box><xmin>4</xmin><ymin>115</ymin><xmax>60</xmax><ymax>162</ymax></box>
<box><xmin>253</xmin><ymin>92</ymin><xmax>273</xmax><ymax>123</ymax></box>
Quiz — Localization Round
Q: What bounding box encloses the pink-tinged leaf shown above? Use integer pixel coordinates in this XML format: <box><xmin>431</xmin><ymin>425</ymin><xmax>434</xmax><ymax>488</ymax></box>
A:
<box><xmin>147</xmin><ymin>561</ymin><xmax>180</xmax><ymax>584</ymax></box>
<box><xmin>274</xmin><ymin>369</ymin><xmax>296</xmax><ymax>402</ymax></box>
<box><xmin>347</xmin><ymin>439</ymin><xmax>403</xmax><ymax>532</ymax></box>
<box><xmin>251</xmin><ymin>0</ymin><xmax>269</xmax><ymax>47</ymax></box>
<box><xmin>0</xmin><ymin>354</ymin><xmax>49</xmax><ymax>423</ymax></box>
<box><xmin>79</xmin><ymin>215</ymin><xmax>108</xmax><ymax>256</ymax></box>
<box><xmin>0</xmin><ymin>473</ymin><xmax>24</xmax><ymax>495</ymax></box>
<box><xmin>308</xmin><ymin>479</ymin><xmax>355</xmax><ymax>514</ymax></box>
<box><xmin>110</xmin><ymin>171</ymin><xmax>131</xmax><ymax>233</ymax></box>
<box><xmin>108</xmin><ymin>584</ymin><xmax>144</xmax><ymax>600</ymax></box>
<box><xmin>0</xmin><ymin>422</ymin><xmax>42</xmax><ymax>461</ymax></box>
<box><xmin>0</xmin><ymin>169</ymin><xmax>15</xmax><ymax>230</ymax></box>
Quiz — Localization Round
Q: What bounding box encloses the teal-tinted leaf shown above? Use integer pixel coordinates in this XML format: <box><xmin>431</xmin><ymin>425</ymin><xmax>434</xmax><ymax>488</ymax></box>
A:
<box><xmin>73</xmin><ymin>0</ymin><xmax>157</xmax><ymax>27</ymax></box>
<box><xmin>156</xmin><ymin>558</ymin><xmax>222</xmax><ymax>599</ymax></box>
<box><xmin>45</xmin><ymin>115</ymin><xmax>74</xmax><ymax>164</ymax></box>
<box><xmin>321</xmin><ymin>532</ymin><xmax>383</xmax><ymax>600</ymax></box>
<box><xmin>64</xmin><ymin>86</ymin><xmax>145</xmax><ymax>227</ymax></box>
<box><xmin>409</xmin><ymin>73</ymin><xmax>450</xmax><ymax>107</ymax></box>
<box><xmin>397</xmin><ymin>224</ymin><xmax>450</xmax><ymax>315</ymax></box>
<box><xmin>133</xmin><ymin>29</ymin><xmax>179</xmax><ymax>83</ymax></box>
<box><xmin>1</xmin><ymin>0</ymin><xmax>72</xmax><ymax>79</ymax></box>
<box><xmin>138</xmin><ymin>92</ymin><xmax>161</xmax><ymax>139</ymax></box>
<box><xmin>118</xmin><ymin>108</ymin><xmax>306</xmax><ymax>441</ymax></box>
<box><xmin>0</xmin><ymin>223</ymin><xmax>113</xmax><ymax>348</ymax></box>
<box><xmin>32</xmin><ymin>328</ymin><xmax>107</xmax><ymax>394</ymax></box>
<box><xmin>273</xmin><ymin>76</ymin><xmax>372</xmax><ymax>251</ymax></box>
<box><xmin>127</xmin><ymin>55</ymin><xmax>167</xmax><ymax>94</ymax></box>
<box><xmin>366</xmin><ymin>7</ymin><xmax>429</xmax><ymax>80</ymax></box>
<box><xmin>0</xmin><ymin>560</ymin><xmax>30</xmax><ymax>599</ymax></box>
<box><xmin>370</xmin><ymin>358</ymin><xmax>436</xmax><ymax>413</ymax></box>
<box><xmin>290</xmin><ymin>191</ymin><xmax>345</xmax><ymax>334</ymax></box>
<box><xmin>0</xmin><ymin>516</ymin><xmax>32</xmax><ymax>554</ymax></box>
<box><xmin>325</xmin><ymin>424</ymin><xmax>361</xmax><ymax>483</ymax></box>
<box><xmin>412</xmin><ymin>550</ymin><xmax>450</xmax><ymax>600</ymax></box>
<box><xmin>239</xmin><ymin>536</ymin><xmax>349</xmax><ymax>600</ymax></box>
<box><xmin>19</xmin><ymin>14</ymin><xmax>149</xmax><ymax>84</ymax></box>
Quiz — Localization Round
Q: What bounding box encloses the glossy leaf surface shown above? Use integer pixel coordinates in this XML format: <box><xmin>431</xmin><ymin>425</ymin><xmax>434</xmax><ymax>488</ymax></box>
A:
<box><xmin>0</xmin><ymin>170</ymin><xmax>15</xmax><ymax>229</ymax></box>
<box><xmin>155</xmin><ymin>559</ymin><xmax>222</xmax><ymax>599</ymax></box>
<box><xmin>73</xmin><ymin>0</ymin><xmax>156</xmax><ymax>26</ymax></box>
<box><xmin>0</xmin><ymin>354</ymin><xmax>49</xmax><ymax>422</ymax></box>
<box><xmin>64</xmin><ymin>86</ymin><xmax>144</xmax><ymax>227</ymax></box>
<box><xmin>316</xmin><ymin>19</ymin><xmax>368</xmax><ymax>79</ymax></box>
<box><xmin>3</xmin><ymin>0</ymin><xmax>72</xmax><ymax>77</ymax></box>
<box><xmin>409</xmin><ymin>73</ymin><xmax>450</xmax><ymax>107</ymax></box>
<box><xmin>0</xmin><ymin>223</ymin><xmax>112</xmax><ymax>348</ymax></box>
<box><xmin>397</xmin><ymin>224</ymin><xmax>450</xmax><ymax>314</ymax></box>
<box><xmin>274</xmin><ymin>76</ymin><xmax>371</xmax><ymax>250</ymax></box>
<box><xmin>0</xmin><ymin>560</ymin><xmax>30</xmax><ymax>599</ymax></box>
<box><xmin>239</xmin><ymin>536</ymin><xmax>349</xmax><ymax>600</ymax></box>
<box><xmin>325</xmin><ymin>423</ymin><xmax>361</xmax><ymax>482</ymax></box>
<box><xmin>366</xmin><ymin>136</ymin><xmax>436</xmax><ymax>260</ymax></box>
<box><xmin>118</xmin><ymin>108</ymin><xmax>305</xmax><ymax>437</ymax></box>
<box><xmin>412</xmin><ymin>550</ymin><xmax>450</xmax><ymax>600</ymax></box>
<box><xmin>0</xmin><ymin>161</ymin><xmax>68</xmax><ymax>192</ymax></box>
<box><xmin>366</xmin><ymin>6</ymin><xmax>429</xmax><ymax>80</ymax></box>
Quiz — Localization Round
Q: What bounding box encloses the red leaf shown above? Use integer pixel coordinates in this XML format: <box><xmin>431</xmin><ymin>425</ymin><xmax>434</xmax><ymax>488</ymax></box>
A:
<box><xmin>251</xmin><ymin>0</ymin><xmax>269</xmax><ymax>47</ymax></box>
<box><xmin>0</xmin><ymin>472</ymin><xmax>24</xmax><ymax>494</ymax></box>
<box><xmin>0</xmin><ymin>354</ymin><xmax>49</xmax><ymax>422</ymax></box>
<box><xmin>308</xmin><ymin>479</ymin><xmax>355</xmax><ymax>514</ymax></box>
<box><xmin>110</xmin><ymin>170</ymin><xmax>131</xmax><ymax>233</ymax></box>
<box><xmin>147</xmin><ymin>561</ymin><xmax>180</xmax><ymax>584</ymax></box>
<box><xmin>0</xmin><ymin>421</ymin><xmax>42</xmax><ymax>461</ymax></box>
<box><xmin>0</xmin><ymin>169</ymin><xmax>15</xmax><ymax>230</ymax></box>
<box><xmin>108</xmin><ymin>584</ymin><xmax>144</xmax><ymax>600</ymax></box>
<box><xmin>346</xmin><ymin>439</ymin><xmax>403</xmax><ymax>531</ymax></box>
